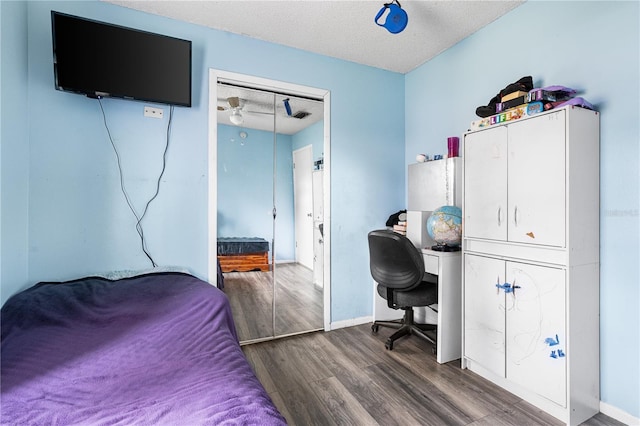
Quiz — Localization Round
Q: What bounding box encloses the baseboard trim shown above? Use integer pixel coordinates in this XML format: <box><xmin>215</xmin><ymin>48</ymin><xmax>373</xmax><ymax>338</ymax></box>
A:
<box><xmin>600</xmin><ymin>401</ymin><xmax>639</xmax><ymax>425</ymax></box>
<box><xmin>330</xmin><ymin>316</ymin><xmax>372</xmax><ymax>330</ymax></box>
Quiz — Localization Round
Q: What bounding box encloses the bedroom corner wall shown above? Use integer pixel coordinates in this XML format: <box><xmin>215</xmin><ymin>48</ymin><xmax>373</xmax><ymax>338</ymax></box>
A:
<box><xmin>1</xmin><ymin>1</ymin><xmax>30</xmax><ymax>306</ymax></box>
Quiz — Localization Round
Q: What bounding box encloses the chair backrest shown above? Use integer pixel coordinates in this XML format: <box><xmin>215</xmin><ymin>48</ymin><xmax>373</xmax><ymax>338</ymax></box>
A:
<box><xmin>368</xmin><ymin>229</ymin><xmax>425</xmax><ymax>290</ymax></box>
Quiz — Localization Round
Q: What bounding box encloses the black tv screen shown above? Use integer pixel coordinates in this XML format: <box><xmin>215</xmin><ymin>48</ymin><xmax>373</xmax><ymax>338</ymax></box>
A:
<box><xmin>51</xmin><ymin>11</ymin><xmax>192</xmax><ymax>107</ymax></box>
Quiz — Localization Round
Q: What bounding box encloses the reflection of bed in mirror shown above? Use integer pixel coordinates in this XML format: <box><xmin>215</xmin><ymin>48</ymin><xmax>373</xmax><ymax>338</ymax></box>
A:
<box><xmin>217</xmin><ymin>237</ymin><xmax>270</xmax><ymax>272</ymax></box>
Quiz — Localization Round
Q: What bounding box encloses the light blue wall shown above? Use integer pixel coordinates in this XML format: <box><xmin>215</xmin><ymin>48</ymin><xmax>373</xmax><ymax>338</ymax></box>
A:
<box><xmin>405</xmin><ymin>1</ymin><xmax>639</xmax><ymax>419</ymax></box>
<box><xmin>1</xmin><ymin>0</ymin><xmax>406</xmax><ymax>325</ymax></box>
<box><xmin>217</xmin><ymin>124</ymin><xmax>295</xmax><ymax>261</ymax></box>
<box><xmin>0</xmin><ymin>1</ymin><xmax>30</xmax><ymax>305</ymax></box>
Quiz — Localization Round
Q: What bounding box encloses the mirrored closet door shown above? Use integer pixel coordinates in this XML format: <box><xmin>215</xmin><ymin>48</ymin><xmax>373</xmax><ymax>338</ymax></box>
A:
<box><xmin>216</xmin><ymin>80</ymin><xmax>325</xmax><ymax>343</ymax></box>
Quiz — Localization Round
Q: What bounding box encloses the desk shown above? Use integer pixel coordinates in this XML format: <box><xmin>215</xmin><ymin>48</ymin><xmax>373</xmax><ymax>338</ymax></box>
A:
<box><xmin>423</xmin><ymin>248</ymin><xmax>461</xmax><ymax>364</ymax></box>
<box><xmin>372</xmin><ymin>248</ymin><xmax>461</xmax><ymax>364</ymax></box>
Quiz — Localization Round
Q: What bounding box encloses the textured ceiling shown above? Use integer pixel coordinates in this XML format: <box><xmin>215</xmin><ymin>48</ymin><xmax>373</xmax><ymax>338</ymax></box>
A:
<box><xmin>104</xmin><ymin>0</ymin><xmax>524</xmax><ymax>74</ymax></box>
<box><xmin>101</xmin><ymin>0</ymin><xmax>523</xmax><ymax>133</ymax></box>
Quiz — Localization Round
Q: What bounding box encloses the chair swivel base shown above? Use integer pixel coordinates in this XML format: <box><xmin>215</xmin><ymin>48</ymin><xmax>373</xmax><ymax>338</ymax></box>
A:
<box><xmin>371</xmin><ymin>308</ymin><xmax>436</xmax><ymax>351</ymax></box>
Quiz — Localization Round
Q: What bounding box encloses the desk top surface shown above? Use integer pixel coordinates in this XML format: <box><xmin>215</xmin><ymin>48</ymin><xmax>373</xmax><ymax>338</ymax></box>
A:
<box><xmin>421</xmin><ymin>247</ymin><xmax>462</xmax><ymax>258</ymax></box>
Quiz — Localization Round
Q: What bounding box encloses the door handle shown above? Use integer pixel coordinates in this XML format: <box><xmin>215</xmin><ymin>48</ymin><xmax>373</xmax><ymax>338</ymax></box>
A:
<box><xmin>496</xmin><ymin>281</ymin><xmax>520</xmax><ymax>294</ymax></box>
<box><xmin>496</xmin><ymin>282</ymin><xmax>511</xmax><ymax>293</ymax></box>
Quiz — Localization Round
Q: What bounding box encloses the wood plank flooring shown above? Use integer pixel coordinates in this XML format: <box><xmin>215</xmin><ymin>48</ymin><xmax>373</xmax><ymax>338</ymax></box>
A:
<box><xmin>223</xmin><ymin>263</ymin><xmax>323</xmax><ymax>342</ymax></box>
<box><xmin>242</xmin><ymin>324</ymin><xmax>625</xmax><ymax>426</ymax></box>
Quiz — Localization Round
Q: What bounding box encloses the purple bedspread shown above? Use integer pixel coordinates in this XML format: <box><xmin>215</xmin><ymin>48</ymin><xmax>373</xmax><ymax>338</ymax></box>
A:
<box><xmin>1</xmin><ymin>272</ymin><xmax>286</xmax><ymax>425</ymax></box>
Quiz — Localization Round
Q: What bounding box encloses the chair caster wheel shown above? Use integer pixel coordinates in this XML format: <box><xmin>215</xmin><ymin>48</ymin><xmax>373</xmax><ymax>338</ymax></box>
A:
<box><xmin>385</xmin><ymin>340</ymin><xmax>393</xmax><ymax>351</ymax></box>
<box><xmin>371</xmin><ymin>324</ymin><xmax>379</xmax><ymax>334</ymax></box>
<box><xmin>432</xmin><ymin>346</ymin><xmax>437</xmax><ymax>355</ymax></box>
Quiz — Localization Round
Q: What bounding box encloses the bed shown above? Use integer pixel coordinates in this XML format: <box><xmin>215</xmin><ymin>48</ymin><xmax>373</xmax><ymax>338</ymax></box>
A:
<box><xmin>217</xmin><ymin>237</ymin><xmax>271</xmax><ymax>272</ymax></box>
<box><xmin>0</xmin><ymin>271</ymin><xmax>286</xmax><ymax>425</ymax></box>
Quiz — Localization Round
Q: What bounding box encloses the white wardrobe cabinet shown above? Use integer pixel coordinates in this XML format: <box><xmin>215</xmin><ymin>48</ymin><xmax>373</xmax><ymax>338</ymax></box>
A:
<box><xmin>462</xmin><ymin>106</ymin><xmax>600</xmax><ymax>426</ymax></box>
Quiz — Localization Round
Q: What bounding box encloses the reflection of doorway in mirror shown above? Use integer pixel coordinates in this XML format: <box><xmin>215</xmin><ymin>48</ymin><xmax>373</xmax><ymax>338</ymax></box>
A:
<box><xmin>293</xmin><ymin>145</ymin><xmax>314</xmax><ymax>270</ymax></box>
<box><xmin>312</xmin><ymin>169</ymin><xmax>324</xmax><ymax>289</ymax></box>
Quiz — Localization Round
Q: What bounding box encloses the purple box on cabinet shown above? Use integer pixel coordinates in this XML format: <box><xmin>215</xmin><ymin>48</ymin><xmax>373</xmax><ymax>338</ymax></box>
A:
<box><xmin>496</xmin><ymin>96</ymin><xmax>527</xmax><ymax>113</ymax></box>
<box><xmin>528</xmin><ymin>89</ymin><xmax>557</xmax><ymax>102</ymax></box>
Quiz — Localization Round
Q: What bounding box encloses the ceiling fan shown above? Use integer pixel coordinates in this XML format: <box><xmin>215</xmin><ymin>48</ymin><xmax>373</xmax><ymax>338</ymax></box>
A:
<box><xmin>216</xmin><ymin>96</ymin><xmax>256</xmax><ymax>126</ymax></box>
<box><xmin>217</xmin><ymin>96</ymin><xmax>310</xmax><ymax>126</ymax></box>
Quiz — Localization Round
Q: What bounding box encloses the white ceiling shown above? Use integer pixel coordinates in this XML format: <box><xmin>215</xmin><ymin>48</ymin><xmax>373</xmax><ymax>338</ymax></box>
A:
<box><xmin>104</xmin><ymin>0</ymin><xmax>524</xmax><ymax>74</ymax></box>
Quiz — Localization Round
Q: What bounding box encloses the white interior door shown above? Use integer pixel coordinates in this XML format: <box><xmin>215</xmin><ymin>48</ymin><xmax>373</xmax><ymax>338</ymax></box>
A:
<box><xmin>293</xmin><ymin>145</ymin><xmax>314</xmax><ymax>269</ymax></box>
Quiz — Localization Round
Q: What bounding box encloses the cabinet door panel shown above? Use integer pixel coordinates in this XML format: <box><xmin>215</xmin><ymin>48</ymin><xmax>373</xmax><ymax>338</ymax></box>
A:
<box><xmin>464</xmin><ymin>254</ymin><xmax>506</xmax><ymax>377</ymax></box>
<box><xmin>506</xmin><ymin>262</ymin><xmax>566</xmax><ymax>406</ymax></box>
<box><xmin>507</xmin><ymin>111</ymin><xmax>566</xmax><ymax>246</ymax></box>
<box><xmin>464</xmin><ymin>126</ymin><xmax>508</xmax><ymax>241</ymax></box>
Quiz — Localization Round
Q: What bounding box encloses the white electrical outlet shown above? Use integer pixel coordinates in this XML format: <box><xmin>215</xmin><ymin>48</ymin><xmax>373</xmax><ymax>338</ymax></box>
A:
<box><xmin>144</xmin><ymin>106</ymin><xmax>164</xmax><ymax>119</ymax></box>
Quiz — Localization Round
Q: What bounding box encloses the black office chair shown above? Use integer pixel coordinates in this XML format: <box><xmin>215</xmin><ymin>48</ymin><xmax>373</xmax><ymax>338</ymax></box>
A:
<box><xmin>368</xmin><ymin>229</ymin><xmax>438</xmax><ymax>351</ymax></box>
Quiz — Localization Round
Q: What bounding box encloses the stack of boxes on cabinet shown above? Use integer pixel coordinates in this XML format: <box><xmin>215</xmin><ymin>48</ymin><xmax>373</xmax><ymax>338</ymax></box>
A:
<box><xmin>472</xmin><ymin>75</ymin><xmax>596</xmax><ymax>131</ymax></box>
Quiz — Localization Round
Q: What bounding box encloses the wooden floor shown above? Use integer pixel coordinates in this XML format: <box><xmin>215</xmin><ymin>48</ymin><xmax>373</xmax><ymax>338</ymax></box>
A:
<box><xmin>224</xmin><ymin>263</ymin><xmax>323</xmax><ymax>342</ymax></box>
<box><xmin>242</xmin><ymin>323</ymin><xmax>624</xmax><ymax>426</ymax></box>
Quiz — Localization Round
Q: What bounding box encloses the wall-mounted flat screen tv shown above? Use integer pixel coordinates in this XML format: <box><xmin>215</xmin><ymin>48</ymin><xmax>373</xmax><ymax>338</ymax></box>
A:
<box><xmin>51</xmin><ymin>11</ymin><xmax>192</xmax><ymax>107</ymax></box>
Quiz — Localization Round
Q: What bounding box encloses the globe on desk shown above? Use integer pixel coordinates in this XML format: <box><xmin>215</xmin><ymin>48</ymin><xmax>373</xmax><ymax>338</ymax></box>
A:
<box><xmin>426</xmin><ymin>205</ymin><xmax>462</xmax><ymax>251</ymax></box>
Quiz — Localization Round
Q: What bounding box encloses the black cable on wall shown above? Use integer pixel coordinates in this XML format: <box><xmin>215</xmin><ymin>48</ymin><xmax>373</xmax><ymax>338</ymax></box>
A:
<box><xmin>98</xmin><ymin>98</ymin><xmax>174</xmax><ymax>267</ymax></box>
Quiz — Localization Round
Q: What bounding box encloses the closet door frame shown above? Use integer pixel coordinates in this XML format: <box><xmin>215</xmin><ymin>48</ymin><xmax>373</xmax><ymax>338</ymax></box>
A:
<box><xmin>207</xmin><ymin>68</ymin><xmax>332</xmax><ymax>333</ymax></box>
